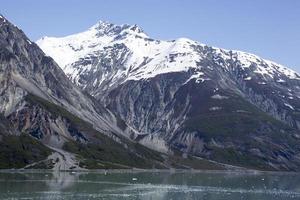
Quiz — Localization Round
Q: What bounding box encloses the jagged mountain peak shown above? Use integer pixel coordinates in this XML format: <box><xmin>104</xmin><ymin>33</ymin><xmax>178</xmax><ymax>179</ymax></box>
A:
<box><xmin>89</xmin><ymin>20</ymin><xmax>148</xmax><ymax>38</ymax></box>
<box><xmin>90</xmin><ymin>20</ymin><xmax>128</xmax><ymax>35</ymax></box>
<box><xmin>36</xmin><ymin>21</ymin><xmax>151</xmax><ymax>68</ymax></box>
<box><xmin>37</xmin><ymin>19</ymin><xmax>300</xmax><ymax>85</ymax></box>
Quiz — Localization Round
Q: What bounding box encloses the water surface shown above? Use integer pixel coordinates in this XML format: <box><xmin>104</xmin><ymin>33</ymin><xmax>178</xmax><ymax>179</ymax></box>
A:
<box><xmin>0</xmin><ymin>170</ymin><xmax>299</xmax><ymax>199</ymax></box>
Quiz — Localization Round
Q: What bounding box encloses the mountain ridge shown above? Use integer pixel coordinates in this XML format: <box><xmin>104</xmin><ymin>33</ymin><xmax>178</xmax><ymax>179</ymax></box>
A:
<box><xmin>0</xmin><ymin>15</ymin><xmax>300</xmax><ymax>170</ymax></box>
<box><xmin>36</xmin><ymin>20</ymin><xmax>300</xmax><ymax>170</ymax></box>
<box><xmin>0</xmin><ymin>16</ymin><xmax>182</xmax><ymax>169</ymax></box>
<box><xmin>37</xmin><ymin>20</ymin><xmax>300</xmax><ymax>81</ymax></box>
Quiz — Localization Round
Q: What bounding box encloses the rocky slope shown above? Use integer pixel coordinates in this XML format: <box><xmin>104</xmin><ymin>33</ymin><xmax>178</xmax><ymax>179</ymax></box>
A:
<box><xmin>1</xmin><ymin>15</ymin><xmax>226</xmax><ymax>170</ymax></box>
<box><xmin>38</xmin><ymin>20</ymin><xmax>300</xmax><ymax>171</ymax></box>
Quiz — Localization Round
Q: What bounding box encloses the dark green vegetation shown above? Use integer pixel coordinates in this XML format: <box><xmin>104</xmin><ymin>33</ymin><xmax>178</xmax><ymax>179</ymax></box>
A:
<box><xmin>209</xmin><ymin>146</ymin><xmax>275</xmax><ymax>171</ymax></box>
<box><xmin>168</xmin><ymin>82</ymin><xmax>300</xmax><ymax>171</ymax></box>
<box><xmin>63</xmin><ymin>140</ymin><xmax>226</xmax><ymax>169</ymax></box>
<box><xmin>181</xmin><ymin>83</ymin><xmax>293</xmax><ymax>138</ymax></box>
<box><xmin>0</xmin><ymin>134</ymin><xmax>51</xmax><ymax>169</ymax></box>
<box><xmin>167</xmin><ymin>152</ymin><xmax>225</xmax><ymax>170</ymax></box>
<box><xmin>183</xmin><ymin>93</ymin><xmax>299</xmax><ymax>170</ymax></box>
<box><xmin>63</xmin><ymin>141</ymin><xmax>164</xmax><ymax>169</ymax></box>
<box><xmin>0</xmin><ymin>115</ymin><xmax>17</xmax><ymax>136</ymax></box>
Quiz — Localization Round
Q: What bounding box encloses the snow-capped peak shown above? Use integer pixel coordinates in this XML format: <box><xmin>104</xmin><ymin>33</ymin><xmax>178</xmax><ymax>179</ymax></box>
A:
<box><xmin>37</xmin><ymin>20</ymin><xmax>300</xmax><ymax>87</ymax></box>
<box><xmin>90</xmin><ymin>20</ymin><xmax>129</xmax><ymax>36</ymax></box>
<box><xmin>88</xmin><ymin>20</ymin><xmax>148</xmax><ymax>38</ymax></box>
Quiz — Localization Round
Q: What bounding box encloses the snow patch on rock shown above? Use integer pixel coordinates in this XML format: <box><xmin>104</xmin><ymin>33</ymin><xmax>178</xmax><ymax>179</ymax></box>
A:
<box><xmin>211</xmin><ymin>94</ymin><xmax>229</xmax><ymax>100</ymax></box>
<box><xmin>209</xmin><ymin>106</ymin><xmax>222</xmax><ymax>111</ymax></box>
<box><xmin>284</xmin><ymin>103</ymin><xmax>294</xmax><ymax>110</ymax></box>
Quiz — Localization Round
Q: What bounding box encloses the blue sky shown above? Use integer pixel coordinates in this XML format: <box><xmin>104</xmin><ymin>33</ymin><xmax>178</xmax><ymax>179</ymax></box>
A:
<box><xmin>1</xmin><ymin>0</ymin><xmax>300</xmax><ymax>72</ymax></box>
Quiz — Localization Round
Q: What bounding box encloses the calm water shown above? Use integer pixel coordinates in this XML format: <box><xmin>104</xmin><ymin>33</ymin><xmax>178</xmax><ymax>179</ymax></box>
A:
<box><xmin>0</xmin><ymin>170</ymin><xmax>299</xmax><ymax>200</ymax></box>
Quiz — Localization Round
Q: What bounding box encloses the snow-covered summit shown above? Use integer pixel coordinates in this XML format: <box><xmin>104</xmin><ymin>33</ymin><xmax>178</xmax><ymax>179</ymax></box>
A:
<box><xmin>37</xmin><ymin>20</ymin><xmax>300</xmax><ymax>88</ymax></box>
<box><xmin>37</xmin><ymin>20</ymin><xmax>202</xmax><ymax>83</ymax></box>
<box><xmin>89</xmin><ymin>21</ymin><xmax>148</xmax><ymax>38</ymax></box>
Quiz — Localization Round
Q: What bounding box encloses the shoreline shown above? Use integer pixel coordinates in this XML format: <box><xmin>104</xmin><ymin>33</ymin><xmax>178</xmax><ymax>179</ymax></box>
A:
<box><xmin>0</xmin><ymin>168</ymin><xmax>299</xmax><ymax>175</ymax></box>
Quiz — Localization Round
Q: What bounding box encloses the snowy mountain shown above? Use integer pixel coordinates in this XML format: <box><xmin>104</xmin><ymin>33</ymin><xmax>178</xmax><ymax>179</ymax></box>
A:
<box><xmin>1</xmin><ymin>15</ymin><xmax>204</xmax><ymax>170</ymax></box>
<box><xmin>37</xmin><ymin>21</ymin><xmax>300</xmax><ymax>95</ymax></box>
<box><xmin>37</xmin><ymin>20</ymin><xmax>300</xmax><ymax>171</ymax></box>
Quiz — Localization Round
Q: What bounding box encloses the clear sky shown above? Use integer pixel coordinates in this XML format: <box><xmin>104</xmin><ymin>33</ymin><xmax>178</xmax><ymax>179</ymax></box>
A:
<box><xmin>1</xmin><ymin>0</ymin><xmax>300</xmax><ymax>72</ymax></box>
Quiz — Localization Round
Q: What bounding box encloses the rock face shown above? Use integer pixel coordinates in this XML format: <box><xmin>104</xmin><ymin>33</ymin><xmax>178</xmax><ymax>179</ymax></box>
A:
<box><xmin>37</xmin><ymin>20</ymin><xmax>300</xmax><ymax>171</ymax></box>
